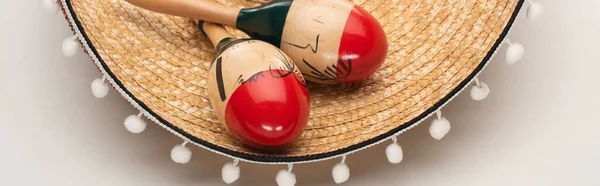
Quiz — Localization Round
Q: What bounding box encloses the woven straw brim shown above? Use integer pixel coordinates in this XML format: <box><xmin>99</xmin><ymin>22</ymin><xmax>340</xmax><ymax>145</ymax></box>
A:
<box><xmin>62</xmin><ymin>0</ymin><xmax>522</xmax><ymax>162</ymax></box>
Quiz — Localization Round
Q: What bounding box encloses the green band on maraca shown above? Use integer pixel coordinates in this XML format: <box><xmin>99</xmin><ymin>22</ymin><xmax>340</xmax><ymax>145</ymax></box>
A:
<box><xmin>236</xmin><ymin>0</ymin><xmax>292</xmax><ymax>47</ymax></box>
<box><xmin>197</xmin><ymin>20</ymin><xmax>250</xmax><ymax>61</ymax></box>
<box><xmin>212</xmin><ymin>38</ymin><xmax>253</xmax><ymax>62</ymax></box>
<box><xmin>197</xmin><ymin>20</ymin><xmax>206</xmax><ymax>36</ymax></box>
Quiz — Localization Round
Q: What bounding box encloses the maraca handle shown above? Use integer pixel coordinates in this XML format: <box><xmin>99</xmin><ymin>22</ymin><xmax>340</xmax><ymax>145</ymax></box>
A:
<box><xmin>201</xmin><ymin>21</ymin><xmax>233</xmax><ymax>47</ymax></box>
<box><xmin>124</xmin><ymin>0</ymin><xmax>240</xmax><ymax>26</ymax></box>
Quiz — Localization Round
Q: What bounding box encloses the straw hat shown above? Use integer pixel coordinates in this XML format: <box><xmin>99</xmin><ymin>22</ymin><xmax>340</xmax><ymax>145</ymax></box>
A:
<box><xmin>45</xmin><ymin>0</ymin><xmax>543</xmax><ymax>184</ymax></box>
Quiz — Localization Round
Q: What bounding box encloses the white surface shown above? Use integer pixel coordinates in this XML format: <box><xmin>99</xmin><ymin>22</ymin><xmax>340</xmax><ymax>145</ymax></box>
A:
<box><xmin>1</xmin><ymin>0</ymin><xmax>599</xmax><ymax>185</ymax></box>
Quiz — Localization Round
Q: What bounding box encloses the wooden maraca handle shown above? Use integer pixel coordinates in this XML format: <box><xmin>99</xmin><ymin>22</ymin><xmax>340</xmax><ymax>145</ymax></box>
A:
<box><xmin>124</xmin><ymin>0</ymin><xmax>240</xmax><ymax>26</ymax></box>
<box><xmin>201</xmin><ymin>21</ymin><xmax>233</xmax><ymax>48</ymax></box>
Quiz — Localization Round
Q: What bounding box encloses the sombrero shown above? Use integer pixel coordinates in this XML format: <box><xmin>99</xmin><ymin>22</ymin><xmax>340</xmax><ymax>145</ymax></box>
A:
<box><xmin>43</xmin><ymin>0</ymin><xmax>543</xmax><ymax>184</ymax></box>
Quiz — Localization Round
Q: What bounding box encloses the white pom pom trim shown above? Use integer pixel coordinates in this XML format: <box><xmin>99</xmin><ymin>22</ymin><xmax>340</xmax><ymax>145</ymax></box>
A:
<box><xmin>470</xmin><ymin>77</ymin><xmax>490</xmax><ymax>101</ymax></box>
<box><xmin>386</xmin><ymin>136</ymin><xmax>403</xmax><ymax>164</ymax></box>
<box><xmin>42</xmin><ymin>0</ymin><xmax>59</xmax><ymax>14</ymax></box>
<box><xmin>332</xmin><ymin>155</ymin><xmax>350</xmax><ymax>184</ymax></box>
<box><xmin>504</xmin><ymin>39</ymin><xmax>524</xmax><ymax>64</ymax></box>
<box><xmin>171</xmin><ymin>141</ymin><xmax>192</xmax><ymax>164</ymax></box>
<box><xmin>526</xmin><ymin>0</ymin><xmax>544</xmax><ymax>20</ymax></box>
<box><xmin>429</xmin><ymin>111</ymin><xmax>451</xmax><ymax>140</ymax></box>
<box><xmin>222</xmin><ymin>159</ymin><xmax>240</xmax><ymax>184</ymax></box>
<box><xmin>276</xmin><ymin>164</ymin><xmax>296</xmax><ymax>186</ymax></box>
<box><xmin>62</xmin><ymin>35</ymin><xmax>80</xmax><ymax>57</ymax></box>
<box><xmin>124</xmin><ymin>113</ymin><xmax>147</xmax><ymax>134</ymax></box>
<box><xmin>91</xmin><ymin>77</ymin><xmax>110</xmax><ymax>98</ymax></box>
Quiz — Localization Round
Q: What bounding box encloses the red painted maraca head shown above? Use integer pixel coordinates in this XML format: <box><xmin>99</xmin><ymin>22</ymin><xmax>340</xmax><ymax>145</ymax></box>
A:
<box><xmin>336</xmin><ymin>5</ymin><xmax>388</xmax><ymax>83</ymax></box>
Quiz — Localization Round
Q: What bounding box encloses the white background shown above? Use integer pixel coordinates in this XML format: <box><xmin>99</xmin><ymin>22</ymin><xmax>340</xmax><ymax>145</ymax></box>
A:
<box><xmin>1</xmin><ymin>0</ymin><xmax>599</xmax><ymax>185</ymax></box>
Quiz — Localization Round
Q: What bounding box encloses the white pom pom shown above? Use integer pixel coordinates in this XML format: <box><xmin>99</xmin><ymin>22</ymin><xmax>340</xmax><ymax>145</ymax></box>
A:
<box><xmin>429</xmin><ymin>115</ymin><xmax>451</xmax><ymax>140</ymax></box>
<box><xmin>124</xmin><ymin>114</ymin><xmax>147</xmax><ymax>133</ymax></box>
<box><xmin>332</xmin><ymin>162</ymin><xmax>350</xmax><ymax>184</ymax></box>
<box><xmin>170</xmin><ymin>143</ymin><xmax>192</xmax><ymax>164</ymax></box>
<box><xmin>527</xmin><ymin>2</ymin><xmax>544</xmax><ymax>20</ymax></box>
<box><xmin>62</xmin><ymin>35</ymin><xmax>80</xmax><ymax>57</ymax></box>
<box><xmin>91</xmin><ymin>78</ymin><xmax>109</xmax><ymax>98</ymax></box>
<box><xmin>470</xmin><ymin>82</ymin><xmax>490</xmax><ymax>101</ymax></box>
<box><xmin>42</xmin><ymin>0</ymin><xmax>59</xmax><ymax>14</ymax></box>
<box><xmin>222</xmin><ymin>161</ymin><xmax>240</xmax><ymax>184</ymax></box>
<box><xmin>276</xmin><ymin>167</ymin><xmax>296</xmax><ymax>186</ymax></box>
<box><xmin>505</xmin><ymin>42</ymin><xmax>524</xmax><ymax>64</ymax></box>
<box><xmin>386</xmin><ymin>143</ymin><xmax>403</xmax><ymax>164</ymax></box>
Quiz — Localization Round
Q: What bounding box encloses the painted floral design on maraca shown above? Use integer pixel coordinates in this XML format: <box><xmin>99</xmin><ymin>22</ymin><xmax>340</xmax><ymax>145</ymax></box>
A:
<box><xmin>215</xmin><ymin>43</ymin><xmax>306</xmax><ymax>94</ymax></box>
<box><xmin>283</xmin><ymin>35</ymin><xmax>353</xmax><ymax>82</ymax></box>
<box><xmin>268</xmin><ymin>49</ymin><xmax>307</xmax><ymax>86</ymax></box>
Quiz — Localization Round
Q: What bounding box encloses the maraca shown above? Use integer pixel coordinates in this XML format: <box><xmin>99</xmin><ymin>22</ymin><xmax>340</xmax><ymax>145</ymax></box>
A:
<box><xmin>200</xmin><ymin>21</ymin><xmax>310</xmax><ymax>149</ymax></box>
<box><xmin>125</xmin><ymin>0</ymin><xmax>388</xmax><ymax>84</ymax></box>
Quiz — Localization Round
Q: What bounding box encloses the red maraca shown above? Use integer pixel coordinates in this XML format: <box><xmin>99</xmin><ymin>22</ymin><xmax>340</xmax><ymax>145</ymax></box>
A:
<box><xmin>125</xmin><ymin>0</ymin><xmax>388</xmax><ymax>84</ymax></box>
<box><xmin>199</xmin><ymin>21</ymin><xmax>310</xmax><ymax>149</ymax></box>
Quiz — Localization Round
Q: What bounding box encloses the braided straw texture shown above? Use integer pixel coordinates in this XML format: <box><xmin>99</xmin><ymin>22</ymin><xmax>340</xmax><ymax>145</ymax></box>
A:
<box><xmin>66</xmin><ymin>0</ymin><xmax>519</xmax><ymax>158</ymax></box>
